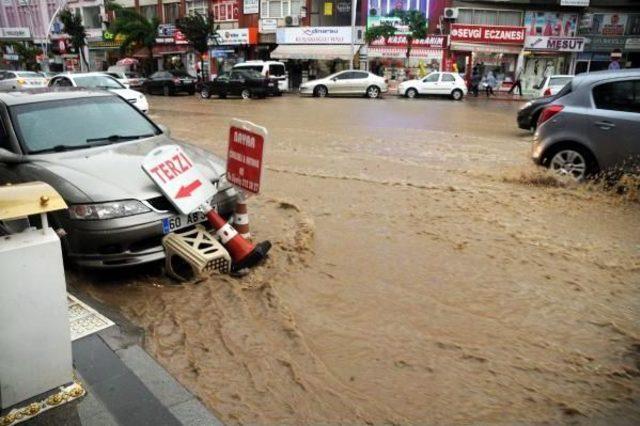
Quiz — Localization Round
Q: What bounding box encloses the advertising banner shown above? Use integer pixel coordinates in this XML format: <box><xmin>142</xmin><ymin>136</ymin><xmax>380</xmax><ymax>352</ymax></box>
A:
<box><xmin>276</xmin><ymin>27</ymin><xmax>364</xmax><ymax>44</ymax></box>
<box><xmin>524</xmin><ymin>36</ymin><xmax>585</xmax><ymax>52</ymax></box>
<box><xmin>450</xmin><ymin>24</ymin><xmax>525</xmax><ymax>45</ymax></box>
<box><xmin>582</xmin><ymin>14</ymin><xmax>628</xmax><ymax>36</ymax></box>
<box><xmin>213</xmin><ymin>28</ymin><xmax>258</xmax><ymax>45</ymax></box>
<box><xmin>259</xmin><ymin>19</ymin><xmax>278</xmax><ymax>34</ymax></box>
<box><xmin>367</xmin><ymin>0</ymin><xmax>429</xmax><ymax>27</ymax></box>
<box><xmin>0</xmin><ymin>27</ymin><xmax>31</xmax><ymax>39</ymax></box>
<box><xmin>524</xmin><ymin>12</ymin><xmax>578</xmax><ymax>37</ymax></box>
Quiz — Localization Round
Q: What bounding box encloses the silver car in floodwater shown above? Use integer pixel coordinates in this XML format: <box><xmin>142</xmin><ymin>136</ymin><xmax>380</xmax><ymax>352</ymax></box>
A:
<box><xmin>299</xmin><ymin>70</ymin><xmax>388</xmax><ymax>98</ymax></box>
<box><xmin>532</xmin><ymin>68</ymin><xmax>640</xmax><ymax>180</ymax></box>
<box><xmin>0</xmin><ymin>89</ymin><xmax>238</xmax><ymax>268</ymax></box>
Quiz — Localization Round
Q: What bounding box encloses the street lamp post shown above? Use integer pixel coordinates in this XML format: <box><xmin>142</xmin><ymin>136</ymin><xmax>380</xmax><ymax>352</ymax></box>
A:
<box><xmin>349</xmin><ymin>0</ymin><xmax>356</xmax><ymax>69</ymax></box>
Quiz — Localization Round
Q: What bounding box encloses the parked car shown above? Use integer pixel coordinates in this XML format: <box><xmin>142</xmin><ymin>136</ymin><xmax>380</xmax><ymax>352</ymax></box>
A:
<box><xmin>534</xmin><ymin>74</ymin><xmax>573</xmax><ymax>98</ymax></box>
<box><xmin>200</xmin><ymin>69</ymin><xmax>277</xmax><ymax>99</ymax></box>
<box><xmin>398</xmin><ymin>72</ymin><xmax>467</xmax><ymax>100</ymax></box>
<box><xmin>299</xmin><ymin>70</ymin><xmax>388</xmax><ymax>98</ymax></box>
<box><xmin>532</xmin><ymin>69</ymin><xmax>640</xmax><ymax>181</ymax></box>
<box><xmin>233</xmin><ymin>60</ymin><xmax>288</xmax><ymax>93</ymax></box>
<box><xmin>48</xmin><ymin>72</ymin><xmax>149</xmax><ymax>113</ymax></box>
<box><xmin>143</xmin><ymin>70</ymin><xmax>197</xmax><ymax>96</ymax></box>
<box><xmin>0</xmin><ymin>71</ymin><xmax>47</xmax><ymax>91</ymax></box>
<box><xmin>104</xmin><ymin>70</ymin><xmax>146</xmax><ymax>89</ymax></box>
<box><xmin>0</xmin><ymin>89</ymin><xmax>238</xmax><ymax>268</ymax></box>
<box><xmin>517</xmin><ymin>94</ymin><xmax>558</xmax><ymax>132</ymax></box>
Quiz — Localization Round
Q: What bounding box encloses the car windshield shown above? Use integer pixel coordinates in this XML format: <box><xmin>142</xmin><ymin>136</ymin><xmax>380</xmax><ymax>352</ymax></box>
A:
<box><xmin>10</xmin><ymin>96</ymin><xmax>159</xmax><ymax>154</ymax></box>
<box><xmin>74</xmin><ymin>75</ymin><xmax>124</xmax><ymax>89</ymax></box>
<box><xmin>16</xmin><ymin>72</ymin><xmax>41</xmax><ymax>78</ymax></box>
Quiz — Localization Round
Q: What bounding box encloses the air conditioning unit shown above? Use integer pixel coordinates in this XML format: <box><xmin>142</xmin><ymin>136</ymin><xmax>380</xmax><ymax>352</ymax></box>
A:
<box><xmin>443</xmin><ymin>8</ymin><xmax>459</xmax><ymax>20</ymax></box>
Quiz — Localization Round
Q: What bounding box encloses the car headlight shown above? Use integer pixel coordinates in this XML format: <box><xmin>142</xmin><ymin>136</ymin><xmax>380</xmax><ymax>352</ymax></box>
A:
<box><xmin>69</xmin><ymin>200</ymin><xmax>150</xmax><ymax>220</ymax></box>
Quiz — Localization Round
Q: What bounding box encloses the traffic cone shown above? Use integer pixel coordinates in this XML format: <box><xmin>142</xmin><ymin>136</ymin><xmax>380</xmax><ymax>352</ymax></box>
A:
<box><xmin>233</xmin><ymin>197</ymin><xmax>251</xmax><ymax>240</ymax></box>
<box><xmin>205</xmin><ymin>208</ymin><xmax>271</xmax><ymax>272</ymax></box>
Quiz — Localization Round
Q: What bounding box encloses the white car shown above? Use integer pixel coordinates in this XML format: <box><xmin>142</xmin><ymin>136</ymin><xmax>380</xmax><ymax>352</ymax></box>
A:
<box><xmin>535</xmin><ymin>74</ymin><xmax>573</xmax><ymax>98</ymax></box>
<box><xmin>299</xmin><ymin>70</ymin><xmax>388</xmax><ymax>98</ymax></box>
<box><xmin>399</xmin><ymin>72</ymin><xmax>467</xmax><ymax>100</ymax></box>
<box><xmin>48</xmin><ymin>73</ymin><xmax>149</xmax><ymax>113</ymax></box>
<box><xmin>233</xmin><ymin>60</ymin><xmax>288</xmax><ymax>93</ymax></box>
<box><xmin>0</xmin><ymin>71</ymin><xmax>48</xmax><ymax>91</ymax></box>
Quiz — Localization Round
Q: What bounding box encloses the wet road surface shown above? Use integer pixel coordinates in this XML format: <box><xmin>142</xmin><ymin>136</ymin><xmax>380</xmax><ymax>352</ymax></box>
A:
<box><xmin>71</xmin><ymin>94</ymin><xmax>640</xmax><ymax>424</ymax></box>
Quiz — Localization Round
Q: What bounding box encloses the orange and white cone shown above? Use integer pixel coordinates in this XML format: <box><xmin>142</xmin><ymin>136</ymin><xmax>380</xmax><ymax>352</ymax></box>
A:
<box><xmin>233</xmin><ymin>198</ymin><xmax>251</xmax><ymax>240</ymax></box>
<box><xmin>204</xmin><ymin>206</ymin><xmax>270</xmax><ymax>272</ymax></box>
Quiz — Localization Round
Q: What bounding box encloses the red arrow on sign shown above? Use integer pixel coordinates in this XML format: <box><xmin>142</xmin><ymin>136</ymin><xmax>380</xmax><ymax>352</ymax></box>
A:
<box><xmin>175</xmin><ymin>179</ymin><xmax>202</xmax><ymax>199</ymax></box>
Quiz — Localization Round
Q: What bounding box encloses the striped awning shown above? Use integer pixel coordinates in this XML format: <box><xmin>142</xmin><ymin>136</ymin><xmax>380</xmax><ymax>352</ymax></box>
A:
<box><xmin>367</xmin><ymin>46</ymin><xmax>444</xmax><ymax>59</ymax></box>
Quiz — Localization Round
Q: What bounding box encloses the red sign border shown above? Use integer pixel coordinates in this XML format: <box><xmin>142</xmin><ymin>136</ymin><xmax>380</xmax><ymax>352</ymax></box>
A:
<box><xmin>450</xmin><ymin>23</ymin><xmax>526</xmax><ymax>45</ymax></box>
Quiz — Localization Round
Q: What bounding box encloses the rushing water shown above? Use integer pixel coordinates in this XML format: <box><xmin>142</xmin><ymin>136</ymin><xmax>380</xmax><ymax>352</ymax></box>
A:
<box><xmin>71</xmin><ymin>95</ymin><xmax>640</xmax><ymax>424</ymax></box>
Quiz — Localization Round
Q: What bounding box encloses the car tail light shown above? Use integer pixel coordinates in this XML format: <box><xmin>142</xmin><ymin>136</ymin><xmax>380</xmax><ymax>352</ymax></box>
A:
<box><xmin>543</xmin><ymin>87</ymin><xmax>552</xmax><ymax>96</ymax></box>
<box><xmin>538</xmin><ymin>104</ymin><xmax>564</xmax><ymax>126</ymax></box>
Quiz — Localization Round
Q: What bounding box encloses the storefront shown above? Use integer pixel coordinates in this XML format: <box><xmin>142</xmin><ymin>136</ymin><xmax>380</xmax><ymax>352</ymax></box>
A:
<box><xmin>521</xmin><ymin>11</ymin><xmax>582</xmax><ymax>94</ymax></box>
<box><xmin>207</xmin><ymin>28</ymin><xmax>258</xmax><ymax>76</ymax></box>
<box><xmin>577</xmin><ymin>13</ymin><xmax>640</xmax><ymax>73</ymax></box>
<box><xmin>134</xmin><ymin>24</ymin><xmax>191</xmax><ymax>73</ymax></box>
<box><xmin>367</xmin><ymin>34</ymin><xmax>447</xmax><ymax>83</ymax></box>
<box><xmin>449</xmin><ymin>24</ymin><xmax>526</xmax><ymax>89</ymax></box>
<box><xmin>269</xmin><ymin>26</ymin><xmax>364</xmax><ymax>88</ymax></box>
<box><xmin>0</xmin><ymin>27</ymin><xmax>31</xmax><ymax>70</ymax></box>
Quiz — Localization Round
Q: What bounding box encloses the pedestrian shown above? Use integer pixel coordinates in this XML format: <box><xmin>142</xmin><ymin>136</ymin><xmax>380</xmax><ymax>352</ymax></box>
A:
<box><xmin>471</xmin><ymin>67</ymin><xmax>481</xmax><ymax>97</ymax></box>
<box><xmin>508</xmin><ymin>65</ymin><xmax>523</xmax><ymax>96</ymax></box>
<box><xmin>484</xmin><ymin>71</ymin><xmax>497</xmax><ymax>97</ymax></box>
<box><xmin>609</xmin><ymin>50</ymin><xmax>622</xmax><ymax>70</ymax></box>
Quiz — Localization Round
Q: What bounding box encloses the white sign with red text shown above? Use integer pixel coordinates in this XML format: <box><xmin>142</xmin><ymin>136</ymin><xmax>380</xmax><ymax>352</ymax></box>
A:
<box><xmin>227</xmin><ymin>119</ymin><xmax>267</xmax><ymax>194</ymax></box>
<box><xmin>142</xmin><ymin>145</ymin><xmax>217</xmax><ymax>214</ymax></box>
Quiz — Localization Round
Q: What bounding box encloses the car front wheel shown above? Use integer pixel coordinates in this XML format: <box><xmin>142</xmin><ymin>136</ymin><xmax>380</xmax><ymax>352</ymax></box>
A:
<box><xmin>241</xmin><ymin>89</ymin><xmax>251</xmax><ymax>99</ymax></box>
<box><xmin>200</xmin><ymin>87</ymin><xmax>211</xmax><ymax>99</ymax></box>
<box><xmin>314</xmin><ymin>85</ymin><xmax>328</xmax><ymax>98</ymax></box>
<box><xmin>406</xmin><ymin>88</ymin><xmax>418</xmax><ymax>99</ymax></box>
<box><xmin>451</xmin><ymin>89</ymin><xmax>463</xmax><ymax>101</ymax></box>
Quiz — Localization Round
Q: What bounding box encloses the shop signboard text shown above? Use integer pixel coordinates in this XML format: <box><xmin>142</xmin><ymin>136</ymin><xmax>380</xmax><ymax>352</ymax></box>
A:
<box><xmin>524</xmin><ymin>36</ymin><xmax>585</xmax><ymax>52</ymax></box>
<box><xmin>227</xmin><ymin>120</ymin><xmax>267</xmax><ymax>195</ymax></box>
<box><xmin>450</xmin><ymin>24</ymin><xmax>525</xmax><ymax>44</ymax></box>
<box><xmin>276</xmin><ymin>27</ymin><xmax>364</xmax><ymax>44</ymax></box>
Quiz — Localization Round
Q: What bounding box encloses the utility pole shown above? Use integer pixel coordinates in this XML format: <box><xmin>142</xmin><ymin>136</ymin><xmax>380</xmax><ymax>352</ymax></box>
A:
<box><xmin>349</xmin><ymin>0</ymin><xmax>356</xmax><ymax>69</ymax></box>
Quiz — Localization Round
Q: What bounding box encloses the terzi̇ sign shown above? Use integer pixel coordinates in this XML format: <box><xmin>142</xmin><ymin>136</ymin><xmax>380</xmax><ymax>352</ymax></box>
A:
<box><xmin>524</xmin><ymin>36</ymin><xmax>586</xmax><ymax>52</ymax></box>
<box><xmin>450</xmin><ymin>24</ymin><xmax>525</xmax><ymax>44</ymax></box>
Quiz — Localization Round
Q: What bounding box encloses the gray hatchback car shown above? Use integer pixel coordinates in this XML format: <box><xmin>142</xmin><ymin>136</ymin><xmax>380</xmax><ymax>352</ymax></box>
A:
<box><xmin>0</xmin><ymin>89</ymin><xmax>238</xmax><ymax>268</ymax></box>
<box><xmin>532</xmin><ymin>68</ymin><xmax>640</xmax><ymax>180</ymax></box>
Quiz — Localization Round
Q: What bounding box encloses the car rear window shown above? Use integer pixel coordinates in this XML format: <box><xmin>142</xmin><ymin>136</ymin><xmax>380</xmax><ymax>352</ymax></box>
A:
<box><xmin>549</xmin><ymin>77</ymin><xmax>572</xmax><ymax>86</ymax></box>
<box><xmin>593</xmin><ymin>80</ymin><xmax>640</xmax><ymax>113</ymax></box>
<box><xmin>268</xmin><ymin>64</ymin><xmax>285</xmax><ymax>76</ymax></box>
<box><xmin>235</xmin><ymin>65</ymin><xmax>263</xmax><ymax>73</ymax></box>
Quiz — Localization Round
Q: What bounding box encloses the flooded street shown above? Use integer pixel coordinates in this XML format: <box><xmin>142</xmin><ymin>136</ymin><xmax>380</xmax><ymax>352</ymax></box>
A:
<box><xmin>70</xmin><ymin>95</ymin><xmax>640</xmax><ymax>424</ymax></box>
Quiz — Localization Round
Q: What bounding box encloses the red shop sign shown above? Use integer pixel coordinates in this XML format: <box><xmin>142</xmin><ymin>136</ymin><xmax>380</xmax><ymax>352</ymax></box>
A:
<box><xmin>371</xmin><ymin>34</ymin><xmax>448</xmax><ymax>49</ymax></box>
<box><xmin>227</xmin><ymin>119</ymin><xmax>267</xmax><ymax>194</ymax></box>
<box><xmin>450</xmin><ymin>24</ymin><xmax>525</xmax><ymax>44</ymax></box>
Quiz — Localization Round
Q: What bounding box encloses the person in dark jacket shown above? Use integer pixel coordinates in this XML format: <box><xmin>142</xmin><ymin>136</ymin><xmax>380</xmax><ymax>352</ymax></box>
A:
<box><xmin>470</xmin><ymin>67</ymin><xmax>481</xmax><ymax>97</ymax></box>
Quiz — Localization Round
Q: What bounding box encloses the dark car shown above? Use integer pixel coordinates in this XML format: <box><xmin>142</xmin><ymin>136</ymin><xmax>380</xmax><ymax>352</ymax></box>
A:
<box><xmin>0</xmin><ymin>89</ymin><xmax>238</xmax><ymax>268</ymax></box>
<box><xmin>143</xmin><ymin>70</ymin><xmax>197</xmax><ymax>96</ymax></box>
<box><xmin>199</xmin><ymin>69</ymin><xmax>278</xmax><ymax>100</ymax></box>
<box><xmin>517</xmin><ymin>95</ymin><xmax>556</xmax><ymax>132</ymax></box>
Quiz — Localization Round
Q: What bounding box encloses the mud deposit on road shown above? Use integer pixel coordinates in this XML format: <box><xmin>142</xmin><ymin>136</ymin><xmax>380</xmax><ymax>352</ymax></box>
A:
<box><xmin>71</xmin><ymin>96</ymin><xmax>640</xmax><ymax>424</ymax></box>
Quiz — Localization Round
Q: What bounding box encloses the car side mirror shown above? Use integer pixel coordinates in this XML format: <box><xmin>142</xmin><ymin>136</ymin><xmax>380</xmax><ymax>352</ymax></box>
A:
<box><xmin>157</xmin><ymin>124</ymin><xmax>171</xmax><ymax>136</ymax></box>
<box><xmin>0</xmin><ymin>148</ymin><xmax>28</xmax><ymax>164</ymax></box>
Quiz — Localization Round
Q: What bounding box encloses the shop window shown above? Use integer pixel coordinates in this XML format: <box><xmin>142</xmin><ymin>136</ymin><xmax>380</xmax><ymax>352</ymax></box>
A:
<box><xmin>260</xmin><ymin>0</ymin><xmax>300</xmax><ymax>19</ymax></box>
<box><xmin>186</xmin><ymin>0</ymin><xmax>208</xmax><ymax>17</ymax></box>
<box><xmin>456</xmin><ymin>8</ymin><xmax>522</xmax><ymax>26</ymax></box>
<box><xmin>140</xmin><ymin>5</ymin><xmax>158</xmax><ymax>21</ymax></box>
<box><xmin>593</xmin><ymin>80</ymin><xmax>640</xmax><ymax>114</ymax></box>
<box><xmin>163</xmin><ymin>2</ymin><xmax>180</xmax><ymax>24</ymax></box>
<box><xmin>82</xmin><ymin>6</ymin><xmax>102</xmax><ymax>28</ymax></box>
<box><xmin>213</xmin><ymin>1</ymin><xmax>237</xmax><ymax>21</ymax></box>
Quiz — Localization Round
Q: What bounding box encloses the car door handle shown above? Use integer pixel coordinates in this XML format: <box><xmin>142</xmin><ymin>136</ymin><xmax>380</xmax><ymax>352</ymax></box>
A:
<box><xmin>594</xmin><ymin>120</ymin><xmax>615</xmax><ymax>130</ymax></box>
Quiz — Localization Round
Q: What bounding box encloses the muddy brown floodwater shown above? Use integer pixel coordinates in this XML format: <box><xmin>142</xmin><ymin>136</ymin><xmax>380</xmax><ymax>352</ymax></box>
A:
<box><xmin>70</xmin><ymin>95</ymin><xmax>640</xmax><ymax>425</ymax></box>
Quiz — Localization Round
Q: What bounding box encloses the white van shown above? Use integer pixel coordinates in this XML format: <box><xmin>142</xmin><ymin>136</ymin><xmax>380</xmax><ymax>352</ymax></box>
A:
<box><xmin>233</xmin><ymin>60</ymin><xmax>288</xmax><ymax>92</ymax></box>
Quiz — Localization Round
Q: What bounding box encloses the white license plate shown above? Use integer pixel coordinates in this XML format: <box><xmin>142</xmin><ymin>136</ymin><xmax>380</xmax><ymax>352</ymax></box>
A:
<box><xmin>162</xmin><ymin>211</ymin><xmax>207</xmax><ymax>234</ymax></box>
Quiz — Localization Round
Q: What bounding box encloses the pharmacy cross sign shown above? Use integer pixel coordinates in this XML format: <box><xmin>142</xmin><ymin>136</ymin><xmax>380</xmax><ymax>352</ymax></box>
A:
<box><xmin>141</xmin><ymin>145</ymin><xmax>217</xmax><ymax>214</ymax></box>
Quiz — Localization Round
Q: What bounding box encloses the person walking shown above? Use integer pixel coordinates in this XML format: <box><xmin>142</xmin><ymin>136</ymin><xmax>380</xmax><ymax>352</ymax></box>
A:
<box><xmin>508</xmin><ymin>65</ymin><xmax>523</xmax><ymax>96</ymax></box>
<box><xmin>484</xmin><ymin>71</ymin><xmax>497</xmax><ymax>97</ymax></box>
<box><xmin>471</xmin><ymin>67</ymin><xmax>481</xmax><ymax>97</ymax></box>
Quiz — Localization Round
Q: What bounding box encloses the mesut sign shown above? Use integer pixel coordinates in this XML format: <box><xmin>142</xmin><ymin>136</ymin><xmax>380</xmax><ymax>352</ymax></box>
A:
<box><xmin>142</xmin><ymin>145</ymin><xmax>217</xmax><ymax>215</ymax></box>
<box><xmin>226</xmin><ymin>119</ymin><xmax>266</xmax><ymax>194</ymax></box>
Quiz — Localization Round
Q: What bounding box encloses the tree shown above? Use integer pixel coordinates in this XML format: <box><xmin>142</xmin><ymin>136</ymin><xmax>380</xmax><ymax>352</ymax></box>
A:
<box><xmin>389</xmin><ymin>10</ymin><xmax>428</xmax><ymax>63</ymax></box>
<box><xmin>107</xmin><ymin>3</ymin><xmax>159</xmax><ymax>74</ymax></box>
<box><xmin>176</xmin><ymin>12</ymin><xmax>217</xmax><ymax>80</ymax></box>
<box><xmin>0</xmin><ymin>41</ymin><xmax>42</xmax><ymax>70</ymax></box>
<box><xmin>364</xmin><ymin>22</ymin><xmax>397</xmax><ymax>45</ymax></box>
<box><xmin>59</xmin><ymin>9</ymin><xmax>89</xmax><ymax>70</ymax></box>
